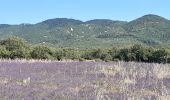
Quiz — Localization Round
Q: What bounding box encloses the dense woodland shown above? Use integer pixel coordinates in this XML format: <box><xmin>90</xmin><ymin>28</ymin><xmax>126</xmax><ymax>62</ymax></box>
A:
<box><xmin>1</xmin><ymin>14</ymin><xmax>170</xmax><ymax>48</ymax></box>
<box><xmin>0</xmin><ymin>36</ymin><xmax>170</xmax><ymax>63</ymax></box>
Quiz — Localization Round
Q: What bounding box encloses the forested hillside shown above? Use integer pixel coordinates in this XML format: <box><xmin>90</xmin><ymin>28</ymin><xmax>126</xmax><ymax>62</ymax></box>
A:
<box><xmin>0</xmin><ymin>36</ymin><xmax>170</xmax><ymax>63</ymax></box>
<box><xmin>0</xmin><ymin>14</ymin><xmax>170</xmax><ymax>48</ymax></box>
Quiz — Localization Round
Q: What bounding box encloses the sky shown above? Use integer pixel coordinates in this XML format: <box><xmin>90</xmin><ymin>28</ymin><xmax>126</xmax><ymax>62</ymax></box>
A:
<box><xmin>0</xmin><ymin>0</ymin><xmax>169</xmax><ymax>24</ymax></box>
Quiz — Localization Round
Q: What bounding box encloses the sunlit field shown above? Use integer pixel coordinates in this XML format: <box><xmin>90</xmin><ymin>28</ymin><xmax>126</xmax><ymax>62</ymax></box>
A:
<box><xmin>0</xmin><ymin>60</ymin><xmax>170</xmax><ymax>100</ymax></box>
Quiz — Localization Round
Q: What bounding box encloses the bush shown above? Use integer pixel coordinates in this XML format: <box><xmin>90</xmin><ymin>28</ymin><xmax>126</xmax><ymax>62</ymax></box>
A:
<box><xmin>31</xmin><ymin>46</ymin><xmax>53</xmax><ymax>59</ymax></box>
<box><xmin>151</xmin><ymin>49</ymin><xmax>169</xmax><ymax>63</ymax></box>
<box><xmin>0</xmin><ymin>36</ymin><xmax>27</xmax><ymax>51</ymax></box>
<box><xmin>0</xmin><ymin>37</ymin><xmax>170</xmax><ymax>63</ymax></box>
<box><xmin>0</xmin><ymin>36</ymin><xmax>30</xmax><ymax>59</ymax></box>
<box><xmin>0</xmin><ymin>46</ymin><xmax>9</xmax><ymax>59</ymax></box>
<box><xmin>101</xmin><ymin>53</ymin><xmax>112</xmax><ymax>62</ymax></box>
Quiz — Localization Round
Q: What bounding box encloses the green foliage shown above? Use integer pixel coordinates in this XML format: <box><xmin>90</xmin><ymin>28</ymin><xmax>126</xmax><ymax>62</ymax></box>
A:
<box><xmin>130</xmin><ymin>44</ymin><xmax>146</xmax><ymax>62</ymax></box>
<box><xmin>0</xmin><ymin>46</ymin><xmax>9</xmax><ymax>58</ymax></box>
<box><xmin>0</xmin><ymin>14</ymin><xmax>170</xmax><ymax>48</ymax></box>
<box><xmin>151</xmin><ymin>49</ymin><xmax>169</xmax><ymax>63</ymax></box>
<box><xmin>9</xmin><ymin>47</ymin><xmax>30</xmax><ymax>59</ymax></box>
<box><xmin>0</xmin><ymin>37</ymin><xmax>170</xmax><ymax>63</ymax></box>
<box><xmin>81</xmin><ymin>50</ymin><xmax>94</xmax><ymax>60</ymax></box>
<box><xmin>40</xmin><ymin>18</ymin><xmax>83</xmax><ymax>28</ymax></box>
<box><xmin>101</xmin><ymin>53</ymin><xmax>112</xmax><ymax>62</ymax></box>
<box><xmin>53</xmin><ymin>49</ymin><xmax>65</xmax><ymax>60</ymax></box>
<box><xmin>30</xmin><ymin>46</ymin><xmax>53</xmax><ymax>59</ymax></box>
<box><xmin>0</xmin><ymin>36</ymin><xmax>27</xmax><ymax>51</ymax></box>
<box><xmin>0</xmin><ymin>36</ymin><xmax>30</xmax><ymax>59</ymax></box>
<box><xmin>92</xmin><ymin>49</ymin><xmax>104</xmax><ymax>59</ymax></box>
<box><xmin>117</xmin><ymin>48</ymin><xmax>131</xmax><ymax>61</ymax></box>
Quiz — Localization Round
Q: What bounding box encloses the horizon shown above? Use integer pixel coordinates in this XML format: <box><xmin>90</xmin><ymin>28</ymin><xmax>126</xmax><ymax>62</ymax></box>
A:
<box><xmin>0</xmin><ymin>0</ymin><xmax>169</xmax><ymax>24</ymax></box>
<box><xmin>0</xmin><ymin>14</ymin><xmax>170</xmax><ymax>25</ymax></box>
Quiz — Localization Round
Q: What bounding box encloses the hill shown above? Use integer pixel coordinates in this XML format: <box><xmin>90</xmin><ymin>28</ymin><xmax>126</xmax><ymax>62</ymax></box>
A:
<box><xmin>0</xmin><ymin>14</ymin><xmax>170</xmax><ymax>48</ymax></box>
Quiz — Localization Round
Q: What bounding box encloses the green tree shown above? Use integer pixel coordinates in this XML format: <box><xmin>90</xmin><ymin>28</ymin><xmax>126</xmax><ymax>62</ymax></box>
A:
<box><xmin>0</xmin><ymin>46</ymin><xmax>9</xmax><ymax>58</ymax></box>
<box><xmin>152</xmin><ymin>49</ymin><xmax>169</xmax><ymax>63</ymax></box>
<box><xmin>92</xmin><ymin>49</ymin><xmax>103</xmax><ymax>59</ymax></box>
<box><xmin>130</xmin><ymin>44</ymin><xmax>148</xmax><ymax>62</ymax></box>
<box><xmin>0</xmin><ymin>36</ymin><xmax>30</xmax><ymax>59</ymax></box>
<box><xmin>53</xmin><ymin>48</ymin><xmax>64</xmax><ymax>60</ymax></box>
<box><xmin>31</xmin><ymin>46</ymin><xmax>53</xmax><ymax>59</ymax></box>
<box><xmin>118</xmin><ymin>48</ymin><xmax>131</xmax><ymax>61</ymax></box>
<box><xmin>101</xmin><ymin>53</ymin><xmax>112</xmax><ymax>62</ymax></box>
<box><xmin>0</xmin><ymin>36</ymin><xmax>27</xmax><ymax>51</ymax></box>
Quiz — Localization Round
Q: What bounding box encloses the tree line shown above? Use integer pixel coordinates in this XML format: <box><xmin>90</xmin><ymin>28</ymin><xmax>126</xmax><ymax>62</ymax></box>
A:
<box><xmin>0</xmin><ymin>36</ymin><xmax>170</xmax><ymax>63</ymax></box>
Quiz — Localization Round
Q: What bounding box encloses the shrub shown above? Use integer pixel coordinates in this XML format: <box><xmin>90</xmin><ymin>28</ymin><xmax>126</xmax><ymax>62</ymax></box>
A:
<box><xmin>30</xmin><ymin>46</ymin><xmax>53</xmax><ymax>59</ymax></box>
<box><xmin>0</xmin><ymin>46</ymin><xmax>9</xmax><ymax>59</ymax></box>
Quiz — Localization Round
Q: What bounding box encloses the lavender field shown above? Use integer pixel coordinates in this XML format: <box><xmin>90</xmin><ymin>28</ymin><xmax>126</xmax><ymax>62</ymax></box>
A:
<box><xmin>0</xmin><ymin>60</ymin><xmax>170</xmax><ymax>100</ymax></box>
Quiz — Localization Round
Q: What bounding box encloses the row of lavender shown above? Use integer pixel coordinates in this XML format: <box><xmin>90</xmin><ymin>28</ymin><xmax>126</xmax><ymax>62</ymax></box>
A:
<box><xmin>0</xmin><ymin>60</ymin><xmax>170</xmax><ymax>100</ymax></box>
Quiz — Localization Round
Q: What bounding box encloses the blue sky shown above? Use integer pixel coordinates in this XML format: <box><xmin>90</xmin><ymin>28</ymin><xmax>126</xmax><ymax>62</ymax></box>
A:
<box><xmin>0</xmin><ymin>0</ymin><xmax>169</xmax><ymax>24</ymax></box>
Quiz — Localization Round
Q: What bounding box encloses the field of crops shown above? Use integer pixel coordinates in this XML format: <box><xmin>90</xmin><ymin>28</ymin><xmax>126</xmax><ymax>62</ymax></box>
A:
<box><xmin>0</xmin><ymin>60</ymin><xmax>170</xmax><ymax>100</ymax></box>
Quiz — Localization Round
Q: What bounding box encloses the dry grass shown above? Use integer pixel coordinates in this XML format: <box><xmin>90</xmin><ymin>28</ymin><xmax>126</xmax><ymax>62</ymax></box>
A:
<box><xmin>153</xmin><ymin>64</ymin><xmax>170</xmax><ymax>79</ymax></box>
<box><xmin>0</xmin><ymin>61</ymin><xmax>170</xmax><ymax>99</ymax></box>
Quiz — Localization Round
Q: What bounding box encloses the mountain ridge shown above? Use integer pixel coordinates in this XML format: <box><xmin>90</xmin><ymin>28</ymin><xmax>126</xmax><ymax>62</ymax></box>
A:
<box><xmin>0</xmin><ymin>14</ymin><xmax>170</xmax><ymax>48</ymax></box>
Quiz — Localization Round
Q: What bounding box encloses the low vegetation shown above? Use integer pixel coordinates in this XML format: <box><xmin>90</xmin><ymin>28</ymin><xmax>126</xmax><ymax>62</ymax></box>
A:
<box><xmin>0</xmin><ymin>61</ymin><xmax>170</xmax><ymax>99</ymax></box>
<box><xmin>0</xmin><ymin>36</ymin><xmax>170</xmax><ymax>63</ymax></box>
